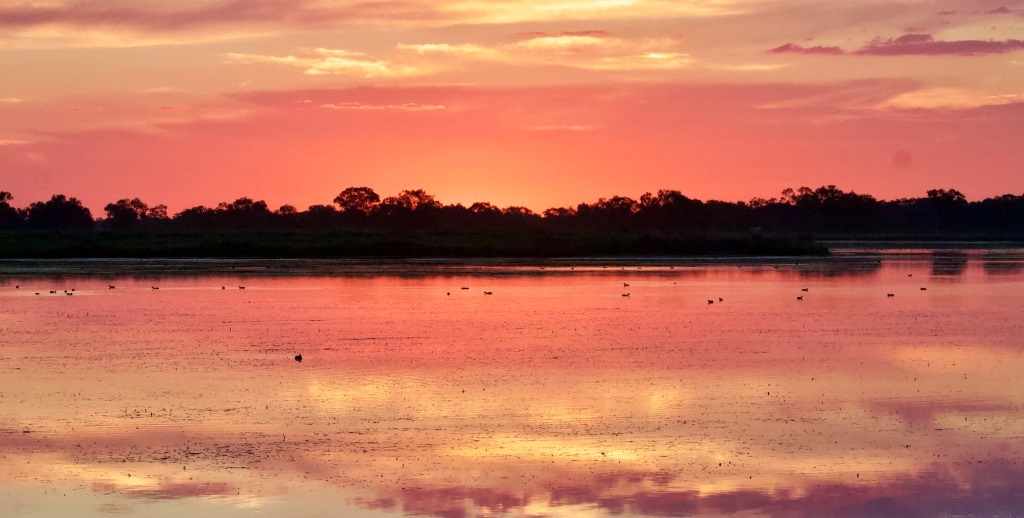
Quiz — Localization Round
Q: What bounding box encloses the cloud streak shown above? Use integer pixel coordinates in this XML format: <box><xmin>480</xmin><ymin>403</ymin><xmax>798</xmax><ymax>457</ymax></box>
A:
<box><xmin>227</xmin><ymin>32</ymin><xmax>693</xmax><ymax>78</ymax></box>
<box><xmin>0</xmin><ymin>0</ymin><xmax>441</xmax><ymax>32</ymax></box>
<box><xmin>856</xmin><ymin>34</ymin><xmax>1024</xmax><ymax>56</ymax></box>
<box><xmin>226</xmin><ymin>48</ymin><xmax>424</xmax><ymax>78</ymax></box>
<box><xmin>0</xmin><ymin>0</ymin><xmax>751</xmax><ymax>43</ymax></box>
<box><xmin>879</xmin><ymin>87</ymin><xmax>1024</xmax><ymax>110</ymax></box>
<box><xmin>769</xmin><ymin>43</ymin><xmax>844</xmax><ymax>55</ymax></box>
<box><xmin>772</xmin><ymin>34</ymin><xmax>1024</xmax><ymax>57</ymax></box>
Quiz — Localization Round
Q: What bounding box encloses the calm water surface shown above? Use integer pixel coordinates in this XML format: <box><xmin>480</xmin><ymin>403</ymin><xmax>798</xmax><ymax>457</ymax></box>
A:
<box><xmin>1</xmin><ymin>251</ymin><xmax>1022</xmax><ymax>517</ymax></box>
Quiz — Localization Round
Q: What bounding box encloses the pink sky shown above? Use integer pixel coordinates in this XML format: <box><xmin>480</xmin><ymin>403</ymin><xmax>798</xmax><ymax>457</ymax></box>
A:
<box><xmin>1</xmin><ymin>0</ymin><xmax>1023</xmax><ymax>214</ymax></box>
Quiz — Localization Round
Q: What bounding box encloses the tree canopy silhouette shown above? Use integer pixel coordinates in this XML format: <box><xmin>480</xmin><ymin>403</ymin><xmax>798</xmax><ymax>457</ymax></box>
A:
<box><xmin>26</xmin><ymin>194</ymin><xmax>93</xmax><ymax>230</ymax></box>
<box><xmin>104</xmin><ymin>198</ymin><xmax>168</xmax><ymax>229</ymax></box>
<box><xmin>1</xmin><ymin>185</ymin><xmax>1022</xmax><ymax>258</ymax></box>
<box><xmin>333</xmin><ymin>187</ymin><xmax>380</xmax><ymax>216</ymax></box>
<box><xmin>0</xmin><ymin>191</ymin><xmax>20</xmax><ymax>229</ymax></box>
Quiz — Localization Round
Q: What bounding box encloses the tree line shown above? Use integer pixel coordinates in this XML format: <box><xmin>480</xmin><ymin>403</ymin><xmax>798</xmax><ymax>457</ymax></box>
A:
<box><xmin>1</xmin><ymin>186</ymin><xmax>1023</xmax><ymax>237</ymax></box>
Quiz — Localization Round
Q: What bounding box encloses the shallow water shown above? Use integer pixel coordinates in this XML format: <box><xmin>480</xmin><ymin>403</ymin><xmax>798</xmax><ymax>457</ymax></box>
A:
<box><xmin>1</xmin><ymin>251</ymin><xmax>1022</xmax><ymax>517</ymax></box>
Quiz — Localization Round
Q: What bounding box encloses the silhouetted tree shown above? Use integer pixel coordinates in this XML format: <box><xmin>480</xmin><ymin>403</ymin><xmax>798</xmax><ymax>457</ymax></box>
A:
<box><xmin>104</xmin><ymin>198</ymin><xmax>150</xmax><ymax>229</ymax></box>
<box><xmin>380</xmin><ymin>189</ymin><xmax>441</xmax><ymax>212</ymax></box>
<box><xmin>923</xmin><ymin>188</ymin><xmax>968</xmax><ymax>231</ymax></box>
<box><xmin>543</xmin><ymin>207</ymin><xmax>576</xmax><ymax>218</ymax></box>
<box><xmin>0</xmin><ymin>191</ymin><xmax>23</xmax><ymax>229</ymax></box>
<box><xmin>469</xmin><ymin>202</ymin><xmax>500</xmax><ymax>214</ymax></box>
<box><xmin>376</xmin><ymin>190</ymin><xmax>443</xmax><ymax>228</ymax></box>
<box><xmin>333</xmin><ymin>187</ymin><xmax>381</xmax><ymax>215</ymax></box>
<box><xmin>148</xmin><ymin>204</ymin><xmax>168</xmax><ymax>220</ymax></box>
<box><xmin>174</xmin><ymin>206</ymin><xmax>214</xmax><ymax>227</ymax></box>
<box><xmin>215</xmin><ymin>197</ymin><xmax>273</xmax><ymax>228</ymax></box>
<box><xmin>502</xmin><ymin>206</ymin><xmax>537</xmax><ymax>217</ymax></box>
<box><xmin>26</xmin><ymin>194</ymin><xmax>93</xmax><ymax>230</ymax></box>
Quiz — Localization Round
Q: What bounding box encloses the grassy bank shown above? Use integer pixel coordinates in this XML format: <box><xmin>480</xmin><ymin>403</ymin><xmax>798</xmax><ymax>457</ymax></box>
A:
<box><xmin>0</xmin><ymin>230</ymin><xmax>828</xmax><ymax>259</ymax></box>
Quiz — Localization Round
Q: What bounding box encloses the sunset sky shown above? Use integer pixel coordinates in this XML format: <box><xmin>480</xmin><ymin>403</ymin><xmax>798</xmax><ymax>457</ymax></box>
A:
<box><xmin>1</xmin><ymin>0</ymin><xmax>1023</xmax><ymax>214</ymax></box>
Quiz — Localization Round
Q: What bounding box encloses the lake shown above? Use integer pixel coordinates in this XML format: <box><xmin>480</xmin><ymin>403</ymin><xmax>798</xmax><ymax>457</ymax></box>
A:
<box><xmin>1</xmin><ymin>249</ymin><xmax>1022</xmax><ymax>517</ymax></box>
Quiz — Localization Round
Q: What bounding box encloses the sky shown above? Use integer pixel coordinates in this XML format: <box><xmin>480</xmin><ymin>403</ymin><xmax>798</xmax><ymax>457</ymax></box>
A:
<box><xmin>1</xmin><ymin>0</ymin><xmax>1023</xmax><ymax>214</ymax></box>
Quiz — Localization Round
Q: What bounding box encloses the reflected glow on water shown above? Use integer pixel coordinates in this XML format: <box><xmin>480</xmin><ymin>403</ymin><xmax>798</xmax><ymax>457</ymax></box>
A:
<box><xmin>1</xmin><ymin>252</ymin><xmax>1022</xmax><ymax>517</ymax></box>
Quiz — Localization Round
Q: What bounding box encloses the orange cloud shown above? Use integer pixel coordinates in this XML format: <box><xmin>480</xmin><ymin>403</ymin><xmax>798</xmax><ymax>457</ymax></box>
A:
<box><xmin>395</xmin><ymin>32</ymin><xmax>693</xmax><ymax>72</ymax></box>
<box><xmin>879</xmin><ymin>87</ymin><xmax>1024</xmax><ymax>110</ymax></box>
<box><xmin>226</xmin><ymin>48</ymin><xmax>425</xmax><ymax>78</ymax></box>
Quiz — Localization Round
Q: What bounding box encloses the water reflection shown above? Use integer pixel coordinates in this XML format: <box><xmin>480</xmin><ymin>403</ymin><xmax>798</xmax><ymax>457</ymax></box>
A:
<box><xmin>982</xmin><ymin>251</ymin><xmax>1024</xmax><ymax>275</ymax></box>
<box><xmin>1</xmin><ymin>251</ymin><xmax>1022</xmax><ymax>517</ymax></box>
<box><xmin>380</xmin><ymin>460</ymin><xmax>1024</xmax><ymax>518</ymax></box>
<box><xmin>931</xmin><ymin>251</ymin><xmax>969</xmax><ymax>276</ymax></box>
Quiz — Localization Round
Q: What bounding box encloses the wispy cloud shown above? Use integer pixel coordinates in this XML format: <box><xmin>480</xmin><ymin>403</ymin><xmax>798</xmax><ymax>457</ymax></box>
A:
<box><xmin>397</xmin><ymin>43</ymin><xmax>497</xmax><ymax>58</ymax></box>
<box><xmin>575</xmin><ymin>52</ymin><xmax>693</xmax><ymax>70</ymax></box>
<box><xmin>227</xmin><ymin>31</ymin><xmax>692</xmax><ymax>78</ymax></box>
<box><xmin>0</xmin><ymin>0</ymin><xmax>753</xmax><ymax>48</ymax></box>
<box><xmin>398</xmin><ymin>32</ymin><xmax>693</xmax><ymax>72</ymax></box>
<box><xmin>226</xmin><ymin>48</ymin><xmax>424</xmax><ymax>78</ymax></box>
<box><xmin>855</xmin><ymin>34</ymin><xmax>1024</xmax><ymax>56</ymax></box>
<box><xmin>442</xmin><ymin>0</ymin><xmax>748</xmax><ymax>24</ymax></box>
<box><xmin>879</xmin><ymin>87</ymin><xmax>1024</xmax><ymax>110</ymax></box>
<box><xmin>0</xmin><ymin>0</ymin><xmax>440</xmax><ymax>32</ymax></box>
<box><xmin>771</xmin><ymin>34</ymin><xmax>1024</xmax><ymax>57</ymax></box>
<box><xmin>512</xmin><ymin>34</ymin><xmax>611</xmax><ymax>52</ymax></box>
<box><xmin>0</xmin><ymin>139</ymin><xmax>32</xmax><ymax>146</ymax></box>
<box><xmin>711</xmin><ymin>63</ymin><xmax>788</xmax><ymax>72</ymax></box>
<box><xmin>983</xmin><ymin>6</ymin><xmax>1021</xmax><ymax>15</ymax></box>
<box><xmin>769</xmin><ymin>43</ymin><xmax>844</xmax><ymax>55</ymax></box>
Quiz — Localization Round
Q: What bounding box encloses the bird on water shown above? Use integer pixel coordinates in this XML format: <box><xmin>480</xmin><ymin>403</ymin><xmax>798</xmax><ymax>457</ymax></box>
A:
<box><xmin>294</xmin><ymin>354</ymin><xmax>302</xmax><ymax>362</ymax></box>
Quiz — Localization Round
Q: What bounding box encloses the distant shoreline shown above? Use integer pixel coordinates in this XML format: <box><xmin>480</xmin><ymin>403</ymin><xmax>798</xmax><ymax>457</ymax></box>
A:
<box><xmin>0</xmin><ymin>230</ymin><xmax>829</xmax><ymax>259</ymax></box>
<box><xmin>4</xmin><ymin>230</ymin><xmax>1023</xmax><ymax>262</ymax></box>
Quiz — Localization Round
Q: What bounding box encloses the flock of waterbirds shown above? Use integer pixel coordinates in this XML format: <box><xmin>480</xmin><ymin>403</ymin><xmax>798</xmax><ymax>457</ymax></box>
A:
<box><xmin>7</xmin><ymin>266</ymin><xmax>933</xmax><ymax>302</ymax></box>
<box><xmin>11</xmin><ymin>284</ymin><xmax>253</xmax><ymax>294</ymax></box>
<box><xmin>8</xmin><ymin>264</ymin><xmax>933</xmax><ymax>366</ymax></box>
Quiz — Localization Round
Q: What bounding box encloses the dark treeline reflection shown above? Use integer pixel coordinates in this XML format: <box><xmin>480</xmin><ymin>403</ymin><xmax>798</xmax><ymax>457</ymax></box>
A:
<box><xmin>2</xmin><ymin>186</ymin><xmax>1023</xmax><ymax>237</ymax></box>
<box><xmin>931</xmin><ymin>251</ymin><xmax>969</xmax><ymax>276</ymax></box>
